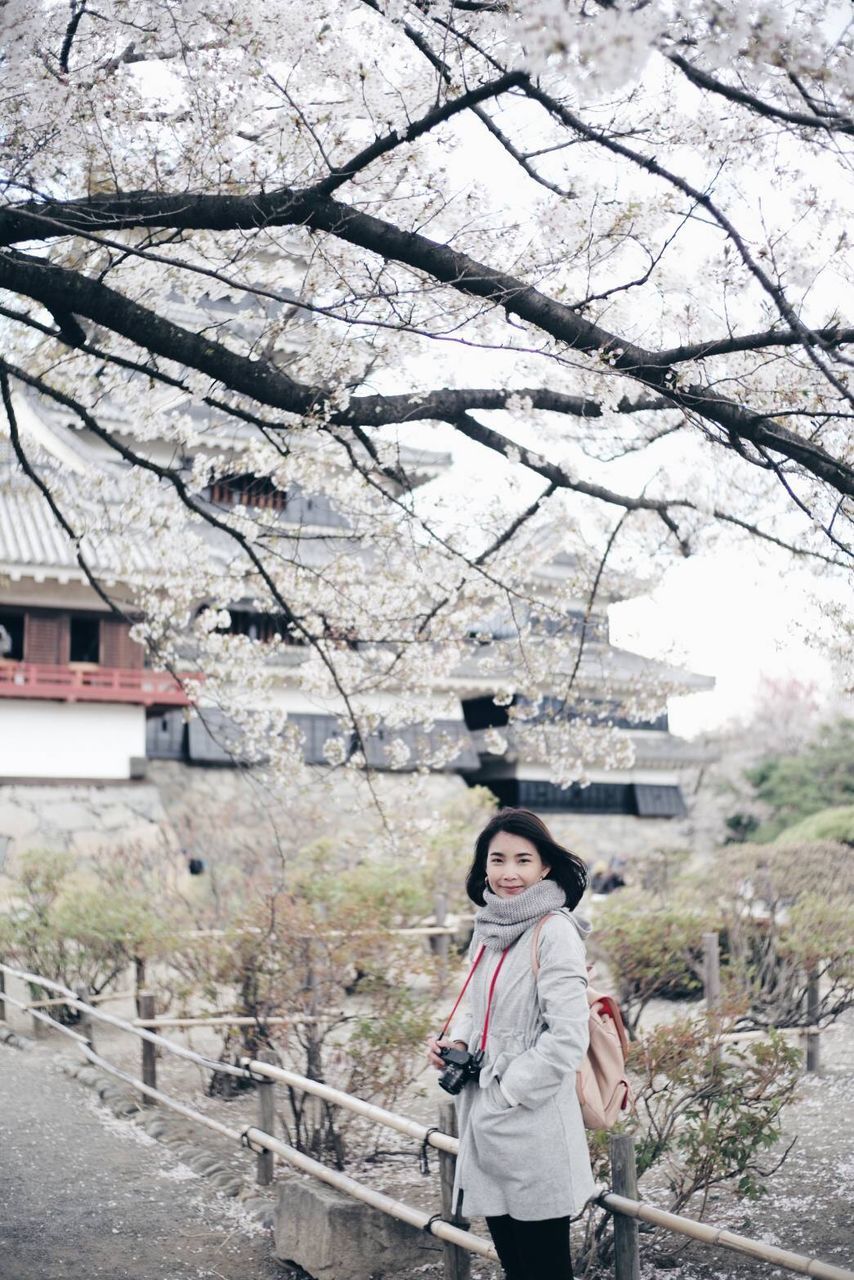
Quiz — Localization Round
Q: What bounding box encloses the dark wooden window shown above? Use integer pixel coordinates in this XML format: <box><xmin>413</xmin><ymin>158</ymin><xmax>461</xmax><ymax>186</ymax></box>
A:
<box><xmin>101</xmin><ymin>618</ymin><xmax>144</xmax><ymax>669</ymax></box>
<box><xmin>209</xmin><ymin>474</ymin><xmax>287</xmax><ymax>510</ymax></box>
<box><xmin>464</xmin><ymin>694</ymin><xmax>667</xmax><ymax>733</ymax></box>
<box><xmin>24</xmin><ymin>612</ymin><xmax>68</xmax><ymax>664</ymax></box>
<box><xmin>0</xmin><ymin>610</ymin><xmax>25</xmax><ymax>660</ymax></box>
<box><xmin>69</xmin><ymin>615</ymin><xmax>101</xmax><ymax>664</ymax></box>
<box><xmin>634</xmin><ymin>785</ymin><xmax>686</xmax><ymax>817</ymax></box>
<box><xmin>146</xmin><ymin>710</ymin><xmax>186</xmax><ymax>760</ymax></box>
<box><xmin>482</xmin><ymin>777</ymin><xmax>685</xmax><ymax>817</ymax></box>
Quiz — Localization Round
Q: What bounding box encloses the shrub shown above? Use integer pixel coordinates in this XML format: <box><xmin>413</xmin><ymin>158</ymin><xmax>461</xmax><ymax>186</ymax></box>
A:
<box><xmin>775</xmin><ymin>805</ymin><xmax>854</xmax><ymax>846</ymax></box>
<box><xmin>0</xmin><ymin>847</ymin><xmax>176</xmax><ymax>1018</ymax></box>
<box><xmin>591</xmin><ymin>890</ymin><xmax>716</xmax><ymax>1033</ymax></box>
<box><xmin>743</xmin><ymin>719</ymin><xmax>854</xmax><ymax>841</ymax></box>
<box><xmin>698</xmin><ymin>841</ymin><xmax>854</xmax><ymax>1029</ymax></box>
<box><xmin>576</xmin><ymin>1008</ymin><xmax>802</xmax><ymax>1276</ymax></box>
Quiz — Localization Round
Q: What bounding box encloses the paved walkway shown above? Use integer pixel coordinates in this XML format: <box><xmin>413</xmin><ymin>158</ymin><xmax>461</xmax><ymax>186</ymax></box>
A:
<box><xmin>0</xmin><ymin>1043</ymin><xmax>297</xmax><ymax>1280</ymax></box>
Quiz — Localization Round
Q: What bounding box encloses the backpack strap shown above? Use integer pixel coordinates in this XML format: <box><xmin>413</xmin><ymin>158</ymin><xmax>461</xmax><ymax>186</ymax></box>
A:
<box><xmin>530</xmin><ymin>910</ymin><xmax>561</xmax><ymax>977</ymax></box>
<box><xmin>530</xmin><ymin>910</ymin><xmax>594</xmax><ymax>987</ymax></box>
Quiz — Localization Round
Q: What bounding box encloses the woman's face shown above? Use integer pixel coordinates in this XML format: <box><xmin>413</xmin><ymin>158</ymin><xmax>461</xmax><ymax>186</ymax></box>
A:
<box><xmin>485</xmin><ymin>833</ymin><xmax>550</xmax><ymax>898</ymax></box>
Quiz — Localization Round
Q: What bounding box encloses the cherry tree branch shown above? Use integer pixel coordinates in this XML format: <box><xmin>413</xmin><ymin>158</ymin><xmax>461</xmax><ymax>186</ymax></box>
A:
<box><xmin>656</xmin><ymin>328</ymin><xmax>854</xmax><ymax>364</ymax></box>
<box><xmin>1</xmin><ymin>203</ymin><xmax>851</xmax><ymax>498</ymax></box>
<box><xmin>312</xmin><ymin>71</ymin><xmax>524</xmax><ymax>195</ymax></box>
<box><xmin>667</xmin><ymin>54</ymin><xmax>854</xmax><ymax>137</ymax></box>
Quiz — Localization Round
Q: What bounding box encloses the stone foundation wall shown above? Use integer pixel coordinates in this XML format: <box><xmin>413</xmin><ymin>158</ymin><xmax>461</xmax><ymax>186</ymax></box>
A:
<box><xmin>0</xmin><ymin>780</ymin><xmax>174</xmax><ymax>876</ymax></box>
<box><xmin>0</xmin><ymin>759</ymin><xmax>713</xmax><ymax>891</ymax></box>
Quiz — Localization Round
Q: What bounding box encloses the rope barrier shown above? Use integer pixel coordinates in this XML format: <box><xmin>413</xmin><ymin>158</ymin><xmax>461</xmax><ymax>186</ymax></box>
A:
<box><xmin>79</xmin><ymin>1044</ymin><xmax>240</xmax><ymax>1142</ymax></box>
<box><xmin>72</xmin><ymin>1044</ymin><xmax>497</xmax><ymax>1262</ymax></box>
<box><xmin>0</xmin><ymin>988</ymin><xmax>91</xmax><ymax>1044</ymax></box>
<box><xmin>241</xmin><ymin>1125</ymin><xmax>498</xmax><ymax>1261</ymax></box>
<box><xmin>3</xmin><ymin>959</ymin><xmax>851</xmax><ymax>1280</ymax></box>
<box><xmin>0</xmin><ymin>963</ymin><xmax>260</xmax><ymax>1082</ymax></box>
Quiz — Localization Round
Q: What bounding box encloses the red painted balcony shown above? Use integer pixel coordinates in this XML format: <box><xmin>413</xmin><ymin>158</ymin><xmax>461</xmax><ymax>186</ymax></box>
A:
<box><xmin>0</xmin><ymin>662</ymin><xmax>196</xmax><ymax>706</ymax></box>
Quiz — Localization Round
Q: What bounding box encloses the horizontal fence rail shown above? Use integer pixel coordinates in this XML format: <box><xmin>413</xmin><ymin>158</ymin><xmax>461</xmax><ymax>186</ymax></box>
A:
<box><xmin>237</xmin><ymin>1055</ymin><xmax>459</xmax><ymax>1155</ymax></box>
<box><xmin>2</xmin><ymin>959</ymin><xmax>851</xmax><ymax>1280</ymax></box>
<box><xmin>600</xmin><ymin>1194</ymin><xmax>854</xmax><ymax>1280</ymax></box>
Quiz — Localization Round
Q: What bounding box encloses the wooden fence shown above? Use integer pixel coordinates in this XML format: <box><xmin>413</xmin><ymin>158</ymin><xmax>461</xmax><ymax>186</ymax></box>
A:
<box><xmin>1</xmin><ymin>958</ymin><xmax>851</xmax><ymax>1280</ymax></box>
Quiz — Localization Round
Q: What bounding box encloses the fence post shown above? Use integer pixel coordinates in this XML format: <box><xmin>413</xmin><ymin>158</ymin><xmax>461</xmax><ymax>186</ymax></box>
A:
<box><xmin>438</xmin><ymin>1097</ymin><xmax>470</xmax><ymax>1280</ymax></box>
<box><xmin>805</xmin><ymin>969</ymin><xmax>820</xmax><ymax>1074</ymax></box>
<box><xmin>75</xmin><ymin>985</ymin><xmax>95</xmax><ymax>1053</ymax></box>
<box><xmin>432</xmin><ymin>893</ymin><xmax>450</xmax><ymax>963</ymax></box>
<box><xmin>134</xmin><ymin>956</ymin><xmax>147</xmax><ymax>1016</ymax></box>
<box><xmin>702</xmin><ymin>932</ymin><xmax>720</xmax><ymax>1009</ymax></box>
<box><xmin>255</xmin><ymin>1051</ymin><xmax>276</xmax><ymax>1187</ymax></box>
<box><xmin>0</xmin><ymin>961</ymin><xmax>5</xmax><ymax>1023</ymax></box>
<box><xmin>702</xmin><ymin>931</ymin><xmax>722</xmax><ymax>1065</ymax></box>
<box><xmin>138</xmin><ymin>991</ymin><xmax>157</xmax><ymax>1104</ymax></box>
<box><xmin>610</xmin><ymin>1134</ymin><xmax>640</xmax><ymax>1280</ymax></box>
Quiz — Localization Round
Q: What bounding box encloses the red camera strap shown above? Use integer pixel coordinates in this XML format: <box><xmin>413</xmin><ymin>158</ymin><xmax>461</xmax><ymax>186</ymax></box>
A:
<box><xmin>480</xmin><ymin>947</ymin><xmax>510</xmax><ymax>1053</ymax></box>
<box><xmin>439</xmin><ymin>944</ymin><xmax>485</xmax><ymax>1039</ymax></box>
<box><xmin>440</xmin><ymin>944</ymin><xmax>511</xmax><ymax>1053</ymax></box>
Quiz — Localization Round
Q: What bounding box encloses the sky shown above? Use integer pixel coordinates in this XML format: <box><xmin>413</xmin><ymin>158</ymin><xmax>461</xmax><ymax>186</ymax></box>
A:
<box><xmin>416</xmin><ymin>415</ymin><xmax>847</xmax><ymax>742</ymax></box>
<box><xmin>609</xmin><ymin>551</ymin><xmax>841</xmax><ymax>738</ymax></box>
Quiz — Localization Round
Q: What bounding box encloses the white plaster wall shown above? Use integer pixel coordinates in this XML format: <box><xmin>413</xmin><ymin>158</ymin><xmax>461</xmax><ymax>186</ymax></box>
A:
<box><xmin>0</xmin><ymin>700</ymin><xmax>146</xmax><ymax>780</ymax></box>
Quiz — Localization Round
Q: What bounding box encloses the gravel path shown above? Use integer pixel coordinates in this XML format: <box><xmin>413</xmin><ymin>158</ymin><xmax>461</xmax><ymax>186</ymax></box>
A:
<box><xmin>0</xmin><ymin>1043</ymin><xmax>298</xmax><ymax>1280</ymax></box>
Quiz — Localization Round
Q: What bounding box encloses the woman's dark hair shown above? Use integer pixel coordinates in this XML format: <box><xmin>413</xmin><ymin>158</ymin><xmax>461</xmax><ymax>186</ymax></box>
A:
<box><xmin>465</xmin><ymin>807</ymin><xmax>588</xmax><ymax>909</ymax></box>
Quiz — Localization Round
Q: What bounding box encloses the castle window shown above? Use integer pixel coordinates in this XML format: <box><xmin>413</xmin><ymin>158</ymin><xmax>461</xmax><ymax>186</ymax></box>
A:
<box><xmin>208</xmin><ymin>474</ymin><xmax>287</xmax><ymax>510</ymax></box>
<box><xmin>0</xmin><ymin>611</ymin><xmax>24</xmax><ymax>661</ymax></box>
<box><xmin>462</xmin><ymin>695</ymin><xmax>512</xmax><ymax>730</ymax></box>
<box><xmin>221</xmin><ymin>609</ymin><xmax>304</xmax><ymax>645</ymax></box>
<box><xmin>69</xmin><ymin>615</ymin><xmax>100</xmax><ymax>664</ymax></box>
<box><xmin>480</xmin><ymin>777</ymin><xmax>686</xmax><ymax>817</ymax></box>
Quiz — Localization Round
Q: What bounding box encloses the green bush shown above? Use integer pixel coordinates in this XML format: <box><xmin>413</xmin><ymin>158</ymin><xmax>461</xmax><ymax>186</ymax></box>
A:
<box><xmin>0</xmin><ymin>848</ymin><xmax>175</xmax><ymax>1016</ymax></box>
<box><xmin>592</xmin><ymin>891</ymin><xmax>717</xmax><ymax>1033</ymax></box>
<box><xmin>744</xmin><ymin>719</ymin><xmax>854</xmax><ymax>841</ymax></box>
<box><xmin>698</xmin><ymin>840</ymin><xmax>854</xmax><ymax>1028</ymax></box>
<box><xmin>775</xmin><ymin>805</ymin><xmax>854</xmax><ymax>846</ymax></box>
<box><xmin>575</xmin><ymin>1008</ymin><xmax>801</xmax><ymax>1276</ymax></box>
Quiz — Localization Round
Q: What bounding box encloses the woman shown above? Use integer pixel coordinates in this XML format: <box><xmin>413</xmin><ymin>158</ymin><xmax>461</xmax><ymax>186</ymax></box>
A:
<box><xmin>428</xmin><ymin>808</ymin><xmax>596</xmax><ymax>1280</ymax></box>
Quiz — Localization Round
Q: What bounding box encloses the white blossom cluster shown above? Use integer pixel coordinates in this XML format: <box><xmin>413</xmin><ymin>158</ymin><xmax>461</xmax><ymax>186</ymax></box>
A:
<box><xmin>1</xmin><ymin>0</ymin><xmax>850</xmax><ymax>790</ymax></box>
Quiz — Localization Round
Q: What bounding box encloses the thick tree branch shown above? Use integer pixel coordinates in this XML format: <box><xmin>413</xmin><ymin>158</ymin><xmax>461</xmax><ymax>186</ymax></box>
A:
<box><xmin>657</xmin><ymin>327</ymin><xmax>854</xmax><ymax>364</ymax></box>
<box><xmin>1</xmin><ymin>203</ymin><xmax>851</xmax><ymax>497</ymax></box>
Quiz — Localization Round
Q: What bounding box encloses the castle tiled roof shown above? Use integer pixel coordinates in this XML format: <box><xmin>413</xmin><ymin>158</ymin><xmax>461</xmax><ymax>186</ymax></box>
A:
<box><xmin>0</xmin><ymin>448</ymin><xmax>154</xmax><ymax>583</ymax></box>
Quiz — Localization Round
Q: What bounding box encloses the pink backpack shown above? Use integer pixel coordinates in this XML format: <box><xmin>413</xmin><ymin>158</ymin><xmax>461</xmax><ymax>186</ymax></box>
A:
<box><xmin>531</xmin><ymin>913</ymin><xmax>633</xmax><ymax>1130</ymax></box>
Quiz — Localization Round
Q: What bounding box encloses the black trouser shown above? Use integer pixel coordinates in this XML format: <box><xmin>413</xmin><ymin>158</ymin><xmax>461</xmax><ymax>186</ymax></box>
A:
<box><xmin>485</xmin><ymin>1214</ymin><xmax>573</xmax><ymax>1280</ymax></box>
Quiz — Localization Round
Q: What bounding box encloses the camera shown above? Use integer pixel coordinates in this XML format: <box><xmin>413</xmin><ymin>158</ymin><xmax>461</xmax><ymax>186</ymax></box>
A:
<box><xmin>437</xmin><ymin>1044</ymin><xmax>484</xmax><ymax>1095</ymax></box>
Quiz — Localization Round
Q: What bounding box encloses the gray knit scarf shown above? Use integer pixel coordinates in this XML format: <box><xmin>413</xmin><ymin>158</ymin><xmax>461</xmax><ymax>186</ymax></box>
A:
<box><xmin>473</xmin><ymin>879</ymin><xmax>567</xmax><ymax>952</ymax></box>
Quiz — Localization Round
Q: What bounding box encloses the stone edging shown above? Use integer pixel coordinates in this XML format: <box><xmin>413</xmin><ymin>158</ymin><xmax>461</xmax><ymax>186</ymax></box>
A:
<box><xmin>0</xmin><ymin>1024</ymin><xmax>35</xmax><ymax>1051</ymax></box>
<box><xmin>56</xmin><ymin>1057</ymin><xmax>277</xmax><ymax>1229</ymax></box>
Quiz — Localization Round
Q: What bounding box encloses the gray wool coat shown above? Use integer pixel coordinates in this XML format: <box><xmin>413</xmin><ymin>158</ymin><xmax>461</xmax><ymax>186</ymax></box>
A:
<box><xmin>449</xmin><ymin>909</ymin><xmax>597</xmax><ymax>1221</ymax></box>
